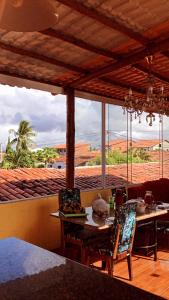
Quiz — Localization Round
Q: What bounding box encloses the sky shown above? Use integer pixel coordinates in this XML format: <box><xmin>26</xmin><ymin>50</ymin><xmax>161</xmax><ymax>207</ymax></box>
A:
<box><xmin>0</xmin><ymin>84</ymin><xmax>168</xmax><ymax>151</ymax></box>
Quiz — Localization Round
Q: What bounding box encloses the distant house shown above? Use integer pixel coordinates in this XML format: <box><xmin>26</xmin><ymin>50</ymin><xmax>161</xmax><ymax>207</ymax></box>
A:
<box><xmin>105</xmin><ymin>139</ymin><xmax>136</xmax><ymax>153</ymax></box>
<box><xmin>51</xmin><ymin>143</ymin><xmax>91</xmax><ymax>156</ymax></box>
<box><xmin>49</xmin><ymin>143</ymin><xmax>100</xmax><ymax>168</ymax></box>
<box><xmin>105</xmin><ymin>139</ymin><xmax>169</xmax><ymax>153</ymax></box>
<box><xmin>134</xmin><ymin>140</ymin><xmax>169</xmax><ymax>151</ymax></box>
<box><xmin>47</xmin><ymin>157</ymin><xmax>66</xmax><ymax>169</ymax></box>
<box><xmin>75</xmin><ymin>150</ymin><xmax>101</xmax><ymax>166</ymax></box>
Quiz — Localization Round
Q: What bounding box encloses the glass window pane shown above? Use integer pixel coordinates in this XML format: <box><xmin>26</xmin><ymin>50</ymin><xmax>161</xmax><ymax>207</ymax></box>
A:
<box><xmin>0</xmin><ymin>85</ymin><xmax>66</xmax><ymax>176</ymax></box>
<box><xmin>128</xmin><ymin>111</ymin><xmax>162</xmax><ymax>184</ymax></box>
<box><xmin>162</xmin><ymin>115</ymin><xmax>169</xmax><ymax>179</ymax></box>
<box><xmin>105</xmin><ymin>104</ymin><xmax>128</xmax><ymax>187</ymax></box>
<box><xmin>75</xmin><ymin>98</ymin><xmax>102</xmax><ymax>190</ymax></box>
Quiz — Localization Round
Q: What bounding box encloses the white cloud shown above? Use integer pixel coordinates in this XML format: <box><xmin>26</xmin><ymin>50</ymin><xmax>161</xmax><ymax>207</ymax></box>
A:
<box><xmin>0</xmin><ymin>84</ymin><xmax>168</xmax><ymax>152</ymax></box>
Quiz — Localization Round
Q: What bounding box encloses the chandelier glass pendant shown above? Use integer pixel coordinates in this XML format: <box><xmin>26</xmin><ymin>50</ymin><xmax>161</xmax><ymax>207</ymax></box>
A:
<box><xmin>123</xmin><ymin>56</ymin><xmax>168</xmax><ymax>126</ymax></box>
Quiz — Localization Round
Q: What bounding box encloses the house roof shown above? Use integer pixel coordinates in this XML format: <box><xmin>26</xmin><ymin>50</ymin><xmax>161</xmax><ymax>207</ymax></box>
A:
<box><xmin>51</xmin><ymin>143</ymin><xmax>90</xmax><ymax>150</ymax></box>
<box><xmin>1</xmin><ymin>1</ymin><xmax>169</xmax><ymax>110</ymax></box>
<box><xmin>0</xmin><ymin>162</ymin><xmax>168</xmax><ymax>202</ymax></box>
<box><xmin>106</xmin><ymin>139</ymin><xmax>137</xmax><ymax>152</ymax></box>
<box><xmin>50</xmin><ymin>150</ymin><xmax>100</xmax><ymax>165</ymax></box>
<box><xmin>133</xmin><ymin>140</ymin><xmax>161</xmax><ymax>148</ymax></box>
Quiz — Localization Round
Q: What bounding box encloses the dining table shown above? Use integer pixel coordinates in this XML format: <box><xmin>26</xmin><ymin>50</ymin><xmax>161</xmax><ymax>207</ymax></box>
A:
<box><xmin>51</xmin><ymin>206</ymin><xmax>168</xmax><ymax>261</ymax></box>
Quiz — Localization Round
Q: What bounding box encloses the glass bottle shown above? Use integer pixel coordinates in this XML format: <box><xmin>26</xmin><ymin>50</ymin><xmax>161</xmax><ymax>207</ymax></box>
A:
<box><xmin>144</xmin><ymin>191</ymin><xmax>154</xmax><ymax>206</ymax></box>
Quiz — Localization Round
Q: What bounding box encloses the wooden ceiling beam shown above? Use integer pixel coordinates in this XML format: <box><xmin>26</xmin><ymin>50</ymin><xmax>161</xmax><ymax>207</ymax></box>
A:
<box><xmin>0</xmin><ymin>69</ymin><xmax>62</xmax><ymax>87</ymax></box>
<box><xmin>40</xmin><ymin>29</ymin><xmax>169</xmax><ymax>86</ymax></box>
<box><xmin>57</xmin><ymin>0</ymin><xmax>147</xmax><ymax>45</ymax></box>
<box><xmin>76</xmin><ymin>87</ymin><xmax>124</xmax><ymax>103</ymax></box>
<box><xmin>0</xmin><ymin>68</ymin><xmax>124</xmax><ymax>102</ymax></box>
<box><xmin>0</xmin><ymin>42</ymin><xmax>149</xmax><ymax>96</ymax></box>
<box><xmin>0</xmin><ymin>41</ymin><xmax>86</xmax><ymax>74</ymax></box>
<box><xmin>134</xmin><ymin>63</ymin><xmax>169</xmax><ymax>85</ymax></box>
<box><xmin>100</xmin><ymin>76</ymin><xmax>145</xmax><ymax>95</ymax></box>
<box><xmin>69</xmin><ymin>36</ymin><xmax>169</xmax><ymax>87</ymax></box>
<box><xmin>41</xmin><ymin>28</ymin><xmax>119</xmax><ymax>60</ymax></box>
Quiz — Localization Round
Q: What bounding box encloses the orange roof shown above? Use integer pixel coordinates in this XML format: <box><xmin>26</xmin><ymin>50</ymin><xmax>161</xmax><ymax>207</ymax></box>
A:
<box><xmin>106</xmin><ymin>139</ymin><xmax>136</xmax><ymax>152</ymax></box>
<box><xmin>133</xmin><ymin>140</ymin><xmax>161</xmax><ymax>148</ymax></box>
<box><xmin>106</xmin><ymin>139</ymin><xmax>126</xmax><ymax>146</ymax></box>
<box><xmin>51</xmin><ymin>150</ymin><xmax>100</xmax><ymax>165</ymax></box>
<box><xmin>0</xmin><ymin>161</ymin><xmax>168</xmax><ymax>202</ymax></box>
<box><xmin>52</xmin><ymin>143</ymin><xmax>90</xmax><ymax>150</ymax></box>
<box><xmin>49</xmin><ymin>157</ymin><xmax>66</xmax><ymax>163</ymax></box>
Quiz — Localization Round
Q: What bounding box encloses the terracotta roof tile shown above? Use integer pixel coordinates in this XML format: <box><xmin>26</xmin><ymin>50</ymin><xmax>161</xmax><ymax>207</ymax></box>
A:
<box><xmin>0</xmin><ymin>163</ymin><xmax>168</xmax><ymax>202</ymax></box>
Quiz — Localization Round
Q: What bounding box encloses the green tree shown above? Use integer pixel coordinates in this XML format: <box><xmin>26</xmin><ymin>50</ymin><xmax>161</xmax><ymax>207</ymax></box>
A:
<box><xmin>2</xmin><ymin>120</ymin><xmax>36</xmax><ymax>169</ymax></box>
<box><xmin>86</xmin><ymin>148</ymin><xmax>151</xmax><ymax>166</ymax></box>
<box><xmin>10</xmin><ymin>120</ymin><xmax>35</xmax><ymax>151</ymax></box>
<box><xmin>132</xmin><ymin>148</ymin><xmax>151</xmax><ymax>162</ymax></box>
<box><xmin>35</xmin><ymin>147</ymin><xmax>59</xmax><ymax>167</ymax></box>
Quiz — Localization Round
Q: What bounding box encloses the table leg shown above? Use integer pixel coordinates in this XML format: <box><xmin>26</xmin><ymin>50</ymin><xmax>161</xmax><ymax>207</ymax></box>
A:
<box><xmin>61</xmin><ymin>220</ymin><xmax>66</xmax><ymax>256</ymax></box>
<box><xmin>154</xmin><ymin>219</ymin><xmax>157</xmax><ymax>261</ymax></box>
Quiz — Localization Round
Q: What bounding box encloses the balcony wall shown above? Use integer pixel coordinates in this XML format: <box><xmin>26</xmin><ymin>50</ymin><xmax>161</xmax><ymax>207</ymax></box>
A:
<box><xmin>0</xmin><ymin>188</ymin><xmax>111</xmax><ymax>250</ymax></box>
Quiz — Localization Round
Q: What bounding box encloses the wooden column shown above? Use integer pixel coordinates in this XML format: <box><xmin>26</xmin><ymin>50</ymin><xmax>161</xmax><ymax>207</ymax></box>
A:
<box><xmin>66</xmin><ymin>88</ymin><xmax>75</xmax><ymax>189</ymax></box>
<box><xmin>101</xmin><ymin>102</ymin><xmax>106</xmax><ymax>188</ymax></box>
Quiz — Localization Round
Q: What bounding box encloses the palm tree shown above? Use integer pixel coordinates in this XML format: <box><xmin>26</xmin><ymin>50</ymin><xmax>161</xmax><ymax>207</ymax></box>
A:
<box><xmin>10</xmin><ymin>120</ymin><xmax>36</xmax><ymax>151</ymax></box>
<box><xmin>2</xmin><ymin>120</ymin><xmax>36</xmax><ymax>169</ymax></box>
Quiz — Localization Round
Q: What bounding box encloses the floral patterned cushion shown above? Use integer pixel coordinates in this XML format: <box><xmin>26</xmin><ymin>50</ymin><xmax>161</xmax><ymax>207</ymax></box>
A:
<box><xmin>118</xmin><ymin>210</ymin><xmax>136</xmax><ymax>253</ymax></box>
<box><xmin>86</xmin><ymin>204</ymin><xmax>136</xmax><ymax>257</ymax></box>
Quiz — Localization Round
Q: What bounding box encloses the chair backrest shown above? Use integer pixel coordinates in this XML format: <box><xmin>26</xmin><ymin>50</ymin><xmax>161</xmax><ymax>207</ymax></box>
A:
<box><xmin>112</xmin><ymin>204</ymin><xmax>136</xmax><ymax>257</ymax></box>
<box><xmin>59</xmin><ymin>188</ymin><xmax>81</xmax><ymax>212</ymax></box>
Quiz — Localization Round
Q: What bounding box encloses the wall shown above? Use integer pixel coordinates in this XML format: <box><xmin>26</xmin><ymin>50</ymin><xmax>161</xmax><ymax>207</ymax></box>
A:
<box><xmin>0</xmin><ymin>188</ymin><xmax>111</xmax><ymax>251</ymax></box>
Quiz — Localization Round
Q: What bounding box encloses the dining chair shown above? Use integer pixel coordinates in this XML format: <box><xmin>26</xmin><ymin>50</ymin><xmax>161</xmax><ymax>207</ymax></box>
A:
<box><xmin>84</xmin><ymin>204</ymin><xmax>136</xmax><ymax>280</ymax></box>
<box><xmin>59</xmin><ymin>188</ymin><xmax>102</xmax><ymax>262</ymax></box>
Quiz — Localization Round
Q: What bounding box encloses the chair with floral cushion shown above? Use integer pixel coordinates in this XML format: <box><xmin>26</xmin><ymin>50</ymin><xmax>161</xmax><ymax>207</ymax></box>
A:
<box><xmin>84</xmin><ymin>204</ymin><xmax>136</xmax><ymax>280</ymax></box>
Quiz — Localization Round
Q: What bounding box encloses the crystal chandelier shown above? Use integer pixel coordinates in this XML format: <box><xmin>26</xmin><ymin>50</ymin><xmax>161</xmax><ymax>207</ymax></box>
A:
<box><xmin>123</xmin><ymin>56</ymin><xmax>168</xmax><ymax>126</ymax></box>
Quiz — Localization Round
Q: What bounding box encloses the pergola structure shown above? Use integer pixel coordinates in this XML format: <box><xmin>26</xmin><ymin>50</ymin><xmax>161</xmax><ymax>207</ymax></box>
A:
<box><xmin>1</xmin><ymin>0</ymin><xmax>169</xmax><ymax>187</ymax></box>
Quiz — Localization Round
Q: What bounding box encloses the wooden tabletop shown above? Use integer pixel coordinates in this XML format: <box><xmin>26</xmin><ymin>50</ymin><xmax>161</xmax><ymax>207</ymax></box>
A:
<box><xmin>51</xmin><ymin>207</ymin><xmax>168</xmax><ymax>230</ymax></box>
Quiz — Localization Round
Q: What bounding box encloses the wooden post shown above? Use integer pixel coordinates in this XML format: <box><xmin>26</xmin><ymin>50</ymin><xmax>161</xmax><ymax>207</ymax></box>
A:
<box><xmin>66</xmin><ymin>88</ymin><xmax>75</xmax><ymax>189</ymax></box>
<box><xmin>101</xmin><ymin>102</ymin><xmax>106</xmax><ymax>188</ymax></box>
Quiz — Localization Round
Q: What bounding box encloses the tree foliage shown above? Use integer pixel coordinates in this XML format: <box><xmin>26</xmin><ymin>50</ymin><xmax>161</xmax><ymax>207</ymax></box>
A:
<box><xmin>1</xmin><ymin>120</ymin><xmax>60</xmax><ymax>169</ymax></box>
<box><xmin>87</xmin><ymin>148</ymin><xmax>151</xmax><ymax>166</ymax></box>
<box><xmin>2</xmin><ymin>120</ymin><xmax>36</xmax><ymax>169</ymax></box>
<box><xmin>35</xmin><ymin>147</ymin><xmax>59</xmax><ymax>167</ymax></box>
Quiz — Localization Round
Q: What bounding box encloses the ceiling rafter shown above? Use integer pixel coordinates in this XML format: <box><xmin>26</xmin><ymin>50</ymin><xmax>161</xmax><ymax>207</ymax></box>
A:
<box><xmin>1</xmin><ymin>38</ymin><xmax>168</xmax><ymax>99</ymax></box>
<box><xmin>0</xmin><ymin>68</ymin><xmax>123</xmax><ymax>102</ymax></box>
<box><xmin>40</xmin><ymin>29</ymin><xmax>169</xmax><ymax>88</ymax></box>
<box><xmin>68</xmin><ymin>36</ymin><xmax>169</xmax><ymax>87</ymax></box>
<box><xmin>0</xmin><ymin>68</ymin><xmax>62</xmax><ymax>87</ymax></box>
<box><xmin>0</xmin><ymin>41</ymin><xmax>86</xmax><ymax>74</ymax></box>
<box><xmin>41</xmin><ymin>28</ymin><xmax>119</xmax><ymax>60</ymax></box>
<box><xmin>57</xmin><ymin>0</ymin><xmax>147</xmax><ymax>45</ymax></box>
<box><xmin>1</xmin><ymin>37</ymin><xmax>168</xmax><ymax>99</ymax></box>
<box><xmin>77</xmin><ymin>87</ymin><xmax>124</xmax><ymax>103</ymax></box>
<box><xmin>100</xmin><ymin>76</ymin><xmax>145</xmax><ymax>95</ymax></box>
<box><xmin>133</xmin><ymin>63</ymin><xmax>169</xmax><ymax>85</ymax></box>
<box><xmin>0</xmin><ymin>40</ymin><xmax>148</xmax><ymax>96</ymax></box>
